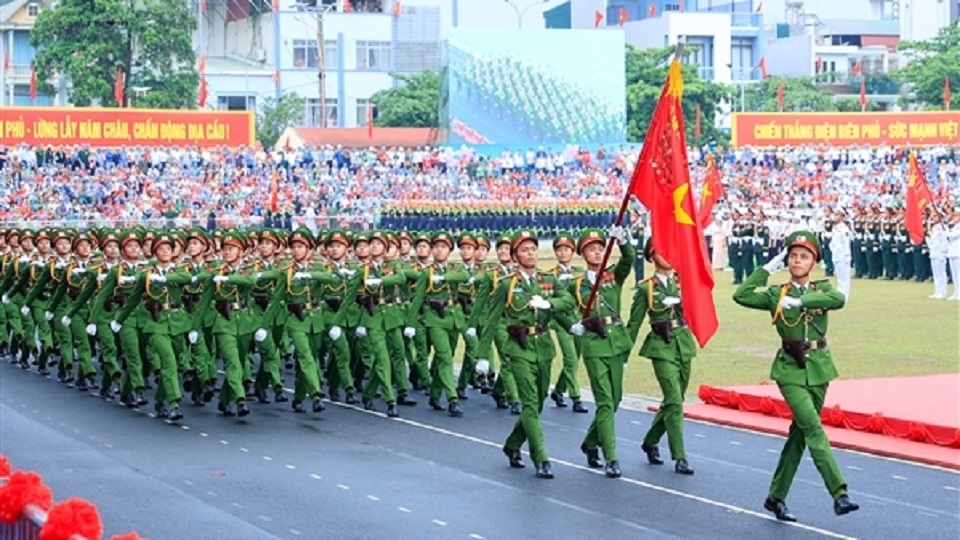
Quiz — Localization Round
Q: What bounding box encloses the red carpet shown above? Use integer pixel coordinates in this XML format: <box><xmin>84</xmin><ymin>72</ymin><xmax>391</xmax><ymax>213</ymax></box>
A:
<box><xmin>673</xmin><ymin>375</ymin><xmax>960</xmax><ymax>470</ymax></box>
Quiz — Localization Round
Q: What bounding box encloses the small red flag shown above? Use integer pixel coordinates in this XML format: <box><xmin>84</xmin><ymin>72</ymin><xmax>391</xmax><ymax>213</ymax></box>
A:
<box><xmin>198</xmin><ymin>55</ymin><xmax>206</xmax><ymax>73</ymax></box>
<box><xmin>859</xmin><ymin>77</ymin><xmax>867</xmax><ymax>111</ymax></box>
<box><xmin>815</xmin><ymin>56</ymin><xmax>823</xmax><ymax>73</ymax></box>
<box><xmin>29</xmin><ymin>66</ymin><xmax>37</xmax><ymax>101</ymax></box>
<box><xmin>2</xmin><ymin>48</ymin><xmax>8</xmax><ymax>71</ymax></box>
<box><xmin>114</xmin><ymin>68</ymin><xmax>124</xmax><ymax>107</ymax></box>
<box><xmin>366</xmin><ymin>102</ymin><xmax>374</xmax><ymax>139</ymax></box>
<box><xmin>197</xmin><ymin>73</ymin><xmax>208</xmax><ymax>108</ymax></box>
<box><xmin>755</xmin><ymin>1</ymin><xmax>764</xmax><ymax>12</ymax></box>
<box><xmin>945</xmin><ymin>75</ymin><xmax>951</xmax><ymax>111</ymax></box>
<box><xmin>626</xmin><ymin>60</ymin><xmax>718</xmax><ymax>348</ymax></box>
<box><xmin>776</xmin><ymin>78</ymin><xmax>784</xmax><ymax>112</ymax></box>
<box><xmin>393</xmin><ymin>0</ymin><xmax>401</xmax><ymax>17</ymax></box>
<box><xmin>618</xmin><ymin>7</ymin><xmax>628</xmax><ymax>26</ymax></box>
<box><xmin>694</xmin><ymin>102</ymin><xmax>701</xmax><ymax>140</ymax></box>
<box><xmin>697</xmin><ymin>154</ymin><xmax>725</xmax><ymax>230</ymax></box>
<box><xmin>273</xmin><ymin>69</ymin><xmax>280</xmax><ymax>89</ymax></box>
<box><xmin>905</xmin><ymin>153</ymin><xmax>934</xmax><ymax>245</ymax></box>
<box><xmin>594</xmin><ymin>10</ymin><xmax>603</xmax><ymax>27</ymax></box>
<box><xmin>679</xmin><ymin>0</ymin><xmax>684</xmax><ymax>12</ymax></box>
<box><xmin>269</xmin><ymin>175</ymin><xmax>279</xmax><ymax>213</ymax></box>
<box><xmin>648</xmin><ymin>3</ymin><xmax>656</xmax><ymax>17</ymax></box>
<box><xmin>851</xmin><ymin>59</ymin><xmax>862</xmax><ymax>74</ymax></box>
<box><xmin>758</xmin><ymin>57</ymin><xmax>768</xmax><ymax>80</ymax></box>
<box><xmin>200</xmin><ymin>0</ymin><xmax>206</xmax><ymax>12</ymax></box>
<box><xmin>343</xmin><ymin>1</ymin><xmax>353</xmax><ymax>13</ymax></box>
<box><xmin>272</xmin><ymin>0</ymin><xmax>280</xmax><ymax>11</ymax></box>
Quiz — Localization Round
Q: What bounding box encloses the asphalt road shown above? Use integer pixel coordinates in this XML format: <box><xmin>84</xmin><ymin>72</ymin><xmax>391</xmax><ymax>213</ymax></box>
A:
<box><xmin>1</xmin><ymin>362</ymin><xmax>958</xmax><ymax>540</ymax></box>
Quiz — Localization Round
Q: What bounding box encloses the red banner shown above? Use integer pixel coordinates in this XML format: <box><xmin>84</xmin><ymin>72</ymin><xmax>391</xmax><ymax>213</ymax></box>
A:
<box><xmin>0</xmin><ymin>107</ymin><xmax>255</xmax><ymax>147</ymax></box>
<box><xmin>731</xmin><ymin>111</ymin><xmax>960</xmax><ymax>147</ymax></box>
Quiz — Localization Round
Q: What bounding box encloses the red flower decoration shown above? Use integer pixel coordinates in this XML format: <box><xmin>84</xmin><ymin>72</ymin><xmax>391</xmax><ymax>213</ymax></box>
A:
<box><xmin>0</xmin><ymin>471</ymin><xmax>54</xmax><ymax>524</ymax></box>
<box><xmin>866</xmin><ymin>413</ymin><xmax>886</xmax><ymax>434</ymax></box>
<box><xmin>907</xmin><ymin>422</ymin><xmax>928</xmax><ymax>442</ymax></box>
<box><xmin>827</xmin><ymin>405</ymin><xmax>846</xmax><ymax>427</ymax></box>
<box><xmin>0</xmin><ymin>455</ymin><xmax>11</xmax><ymax>477</ymax></box>
<box><xmin>758</xmin><ymin>396</ymin><xmax>776</xmax><ymax>415</ymax></box>
<box><xmin>39</xmin><ymin>497</ymin><xmax>103</xmax><ymax>540</ymax></box>
<box><xmin>112</xmin><ymin>532</ymin><xmax>151</xmax><ymax>540</ymax></box>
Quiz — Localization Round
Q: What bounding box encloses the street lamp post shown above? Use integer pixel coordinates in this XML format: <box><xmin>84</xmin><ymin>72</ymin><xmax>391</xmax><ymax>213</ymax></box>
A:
<box><xmin>503</xmin><ymin>0</ymin><xmax>552</xmax><ymax>28</ymax></box>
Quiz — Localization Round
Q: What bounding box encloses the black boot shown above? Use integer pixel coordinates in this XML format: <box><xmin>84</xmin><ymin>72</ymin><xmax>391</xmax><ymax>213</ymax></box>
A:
<box><xmin>274</xmin><ymin>389</ymin><xmax>289</xmax><ymax>403</ymax></box>
<box><xmin>292</xmin><ymin>400</ymin><xmax>306</xmax><ymax>413</ymax></box>
<box><xmin>397</xmin><ymin>393</ymin><xmax>417</xmax><ymax>406</ymax></box>
<box><xmin>605</xmin><ymin>460</ymin><xmax>622</xmax><ymax>479</ymax></box>
<box><xmin>237</xmin><ymin>402</ymin><xmax>251</xmax><ymax>417</ymax></box>
<box><xmin>674</xmin><ymin>459</ymin><xmax>694</xmax><ymax>475</ymax></box>
<box><xmin>550</xmin><ymin>391</ymin><xmax>568</xmax><ymax>408</ymax></box>
<box><xmin>448</xmin><ymin>400</ymin><xmax>464</xmax><ymax>417</ymax></box>
<box><xmin>572</xmin><ymin>400</ymin><xmax>589</xmax><ymax>413</ymax></box>
<box><xmin>641</xmin><ymin>443</ymin><xmax>664</xmax><ymax>465</ymax></box>
<box><xmin>494</xmin><ymin>394</ymin><xmax>509</xmax><ymax>409</ymax></box>
<box><xmin>456</xmin><ymin>387</ymin><xmax>469</xmax><ymax>400</ymax></box>
<box><xmin>168</xmin><ymin>406</ymin><xmax>184</xmax><ymax>422</ymax></box>
<box><xmin>363</xmin><ymin>399</ymin><xmax>376</xmax><ymax>411</ymax></box>
<box><xmin>502</xmin><ymin>445</ymin><xmax>525</xmax><ymax>468</ymax></box>
<box><xmin>428</xmin><ymin>397</ymin><xmax>445</xmax><ymax>411</ymax></box>
<box><xmin>312</xmin><ymin>398</ymin><xmax>326</xmax><ymax>413</ymax></box>
<box><xmin>510</xmin><ymin>402</ymin><xmax>522</xmax><ymax>415</ymax></box>
<box><xmin>535</xmin><ymin>461</ymin><xmax>554</xmax><ymax>479</ymax></box>
<box><xmin>155</xmin><ymin>402</ymin><xmax>169</xmax><ymax>418</ymax></box>
<box><xmin>329</xmin><ymin>388</ymin><xmax>342</xmax><ymax>402</ymax></box>
<box><xmin>345</xmin><ymin>391</ymin><xmax>358</xmax><ymax>404</ymax></box>
<box><xmin>764</xmin><ymin>497</ymin><xmax>797</xmax><ymax>522</ymax></box>
<box><xmin>580</xmin><ymin>444</ymin><xmax>603</xmax><ymax>469</ymax></box>
<box><xmin>136</xmin><ymin>392</ymin><xmax>148</xmax><ymax>406</ymax></box>
<box><xmin>833</xmin><ymin>494</ymin><xmax>859</xmax><ymax>516</ymax></box>
<box><xmin>255</xmin><ymin>388</ymin><xmax>271</xmax><ymax>404</ymax></box>
<box><xmin>386</xmin><ymin>404</ymin><xmax>399</xmax><ymax>418</ymax></box>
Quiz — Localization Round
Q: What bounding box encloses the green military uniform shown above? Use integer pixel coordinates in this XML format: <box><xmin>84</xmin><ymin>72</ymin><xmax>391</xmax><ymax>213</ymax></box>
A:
<box><xmin>404</xmin><ymin>237</ymin><xmax>435</xmax><ymax>392</ymax></box>
<box><xmin>181</xmin><ymin>230</ymin><xmax>219</xmax><ymax>405</ymax></box>
<box><xmin>319</xmin><ymin>231</ymin><xmax>359</xmax><ymax>404</ymax></box>
<box><xmin>627</xmin><ymin>238</ymin><xmax>698</xmax><ymax>474</ymax></box>
<box><xmin>248</xmin><ymin>229</ymin><xmax>288</xmax><ymax>404</ymax></box>
<box><xmin>487</xmin><ymin>230</ymin><xmax>573</xmax><ymax>478</ymax></box>
<box><xmin>880</xmin><ymin>214</ymin><xmax>897</xmax><ymax>279</ymax></box>
<box><xmin>19</xmin><ymin>230</ymin><xmax>59</xmax><ymax>377</ymax></box>
<box><xmin>733</xmin><ymin>231</ymin><xmax>858</xmax><ymax>521</ymax></box>
<box><xmin>547</xmin><ymin>232</ymin><xmax>586</xmax><ymax>412</ymax></box>
<box><xmin>405</xmin><ymin>231</ymin><xmax>471</xmax><ymax>416</ymax></box>
<box><xmin>48</xmin><ymin>231</ymin><xmax>99</xmax><ymax>389</ymax></box>
<box><xmin>0</xmin><ymin>231</ymin><xmax>29</xmax><ymax>368</ymax></box>
<box><xmin>555</xmin><ymin>227</ymin><xmax>635</xmax><ymax>478</ymax></box>
<box><xmin>454</xmin><ymin>232</ymin><xmax>482</xmax><ymax>398</ymax></box>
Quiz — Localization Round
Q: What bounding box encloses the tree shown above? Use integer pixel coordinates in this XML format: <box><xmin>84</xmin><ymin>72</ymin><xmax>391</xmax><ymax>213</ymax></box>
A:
<box><xmin>370</xmin><ymin>71</ymin><xmax>440</xmax><ymax>128</ymax></box>
<box><xmin>257</xmin><ymin>93</ymin><xmax>307</xmax><ymax>149</ymax></box>
<box><xmin>624</xmin><ymin>45</ymin><xmax>733</xmax><ymax>145</ymax></box>
<box><xmin>741</xmin><ymin>76</ymin><xmax>837</xmax><ymax>113</ymax></box>
<box><xmin>31</xmin><ymin>0</ymin><xmax>198</xmax><ymax>108</ymax></box>
<box><xmin>896</xmin><ymin>22</ymin><xmax>960</xmax><ymax>109</ymax></box>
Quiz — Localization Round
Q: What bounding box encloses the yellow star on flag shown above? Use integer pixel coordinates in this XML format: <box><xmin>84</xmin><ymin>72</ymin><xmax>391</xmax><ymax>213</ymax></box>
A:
<box><xmin>673</xmin><ymin>184</ymin><xmax>695</xmax><ymax>226</ymax></box>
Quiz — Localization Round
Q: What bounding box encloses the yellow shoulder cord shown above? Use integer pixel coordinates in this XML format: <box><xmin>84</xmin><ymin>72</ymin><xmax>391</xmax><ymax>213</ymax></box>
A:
<box><xmin>771</xmin><ymin>284</ymin><xmax>803</xmax><ymax>327</ymax></box>
<box><xmin>505</xmin><ymin>276</ymin><xmax>527</xmax><ymax>311</ymax></box>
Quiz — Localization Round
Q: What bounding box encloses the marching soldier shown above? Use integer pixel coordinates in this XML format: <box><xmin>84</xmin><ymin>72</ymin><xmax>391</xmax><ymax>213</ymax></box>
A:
<box><xmin>547</xmin><ymin>231</ymin><xmax>587</xmax><ymax>413</ymax></box>
<box><xmin>180</xmin><ymin>229</ymin><xmax>219</xmax><ymax>405</ymax></box>
<box><xmin>487</xmin><ymin>229</ymin><xmax>573</xmax><ymax>479</ymax></box>
<box><xmin>18</xmin><ymin>230</ymin><xmax>56</xmax><ymax>376</ymax></box>
<box><xmin>317</xmin><ymin>230</ymin><xmax>359</xmax><ymax>405</ymax></box>
<box><xmin>249</xmin><ymin>229</ymin><xmax>290</xmax><ymax>405</ymax></box>
<box><xmin>556</xmin><ymin>226</ymin><xmax>635</xmax><ymax>479</ymax></box>
<box><xmin>734</xmin><ymin>231</ymin><xmax>859</xmax><ymax>522</ymax></box>
<box><xmin>627</xmin><ymin>238</ymin><xmax>697</xmax><ymax>475</ymax></box>
<box><xmin>405</xmin><ymin>232</ymin><xmax>434</xmax><ymax>392</ymax></box>
<box><xmin>0</xmin><ymin>230</ymin><xmax>26</xmax><ymax>365</ymax></box>
<box><xmin>51</xmin><ymin>230</ymin><xmax>99</xmax><ymax>391</ymax></box>
<box><xmin>453</xmin><ymin>232</ymin><xmax>482</xmax><ymax>398</ymax></box>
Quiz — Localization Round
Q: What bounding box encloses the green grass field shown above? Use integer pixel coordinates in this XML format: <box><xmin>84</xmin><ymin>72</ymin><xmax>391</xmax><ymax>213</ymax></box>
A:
<box><xmin>473</xmin><ymin>254</ymin><xmax>960</xmax><ymax>399</ymax></box>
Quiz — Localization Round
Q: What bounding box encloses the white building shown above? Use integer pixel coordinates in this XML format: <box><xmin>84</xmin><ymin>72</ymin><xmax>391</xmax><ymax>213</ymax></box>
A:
<box><xmin>898</xmin><ymin>0</ymin><xmax>957</xmax><ymax>42</ymax></box>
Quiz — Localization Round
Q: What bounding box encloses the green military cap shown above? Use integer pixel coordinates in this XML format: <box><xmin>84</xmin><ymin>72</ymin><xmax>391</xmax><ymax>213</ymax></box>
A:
<box><xmin>477</xmin><ymin>235</ymin><xmax>491</xmax><ymax>249</ymax></box>
<box><xmin>495</xmin><ymin>232</ymin><xmax>512</xmax><ymax>247</ymax></box>
<box><xmin>5</xmin><ymin>229</ymin><xmax>19</xmax><ymax>241</ymax></box>
<box><xmin>785</xmin><ymin>230</ymin><xmax>821</xmax><ymax>262</ymax></box>
<box><xmin>353</xmin><ymin>231</ymin><xmax>371</xmax><ymax>246</ymax></box>
<box><xmin>552</xmin><ymin>231</ymin><xmax>575</xmax><ymax>251</ymax></box>
<box><xmin>326</xmin><ymin>230</ymin><xmax>351</xmax><ymax>247</ymax></box>
<box><xmin>172</xmin><ymin>230</ymin><xmax>188</xmax><ymax>250</ymax></box>
<box><xmin>414</xmin><ymin>231</ymin><xmax>432</xmax><ymax>246</ymax></box>
<box><xmin>53</xmin><ymin>228</ymin><xmax>73</xmax><ymax>244</ymax></box>
<box><xmin>72</xmin><ymin>230</ymin><xmax>94</xmax><ymax>250</ymax></box>
<box><xmin>120</xmin><ymin>229</ymin><xmax>142</xmax><ymax>249</ymax></box>
<box><xmin>511</xmin><ymin>229</ymin><xmax>538</xmax><ymax>253</ymax></box>
<box><xmin>99</xmin><ymin>229</ymin><xmax>122</xmax><ymax>249</ymax></box>
<box><xmin>643</xmin><ymin>237</ymin><xmax>655</xmax><ymax>262</ymax></box>
<box><xmin>188</xmin><ymin>228</ymin><xmax>210</xmax><ymax>246</ymax></box>
<box><xmin>152</xmin><ymin>231</ymin><xmax>178</xmax><ymax>251</ymax></box>
<box><xmin>577</xmin><ymin>228</ymin><xmax>606</xmax><ymax>255</ymax></box>
<box><xmin>369</xmin><ymin>230</ymin><xmax>388</xmax><ymax>246</ymax></box>
<box><xmin>143</xmin><ymin>229</ymin><xmax>156</xmax><ymax>241</ymax></box>
<box><xmin>246</xmin><ymin>229</ymin><xmax>260</xmax><ymax>249</ymax></box>
<box><xmin>315</xmin><ymin>230</ymin><xmax>328</xmax><ymax>247</ymax></box>
<box><xmin>432</xmin><ymin>231</ymin><xmax>454</xmax><ymax>249</ymax></box>
<box><xmin>36</xmin><ymin>229</ymin><xmax>53</xmax><ymax>243</ymax></box>
<box><xmin>398</xmin><ymin>231</ymin><xmax>414</xmax><ymax>244</ymax></box>
<box><xmin>222</xmin><ymin>230</ymin><xmax>246</xmax><ymax>250</ymax></box>
<box><xmin>385</xmin><ymin>231</ymin><xmax>400</xmax><ymax>247</ymax></box>
<box><xmin>260</xmin><ymin>228</ymin><xmax>284</xmax><ymax>246</ymax></box>
<box><xmin>20</xmin><ymin>229</ymin><xmax>35</xmax><ymax>242</ymax></box>
<box><xmin>288</xmin><ymin>228</ymin><xmax>314</xmax><ymax>248</ymax></box>
<box><xmin>213</xmin><ymin>230</ymin><xmax>224</xmax><ymax>238</ymax></box>
<box><xmin>457</xmin><ymin>232</ymin><xmax>478</xmax><ymax>248</ymax></box>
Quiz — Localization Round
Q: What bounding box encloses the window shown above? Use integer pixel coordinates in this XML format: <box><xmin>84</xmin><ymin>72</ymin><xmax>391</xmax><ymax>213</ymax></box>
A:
<box><xmin>217</xmin><ymin>95</ymin><xmax>256</xmax><ymax>111</ymax></box>
<box><xmin>356</xmin><ymin>41</ymin><xmax>391</xmax><ymax>71</ymax></box>
<box><xmin>395</xmin><ymin>42</ymin><xmax>440</xmax><ymax>72</ymax></box>
<box><xmin>356</xmin><ymin>99</ymin><xmax>375</xmax><ymax>127</ymax></box>
<box><xmin>730</xmin><ymin>37</ymin><xmax>754</xmax><ymax>80</ymax></box>
<box><xmin>324</xmin><ymin>40</ymin><xmax>338</xmax><ymax>70</ymax></box>
<box><xmin>684</xmin><ymin>36</ymin><xmax>714</xmax><ymax>79</ymax></box>
<box><xmin>305</xmin><ymin>98</ymin><xmax>339</xmax><ymax>127</ymax></box>
<box><xmin>27</xmin><ymin>3</ymin><xmax>40</xmax><ymax>17</ymax></box>
<box><xmin>292</xmin><ymin>39</ymin><xmax>319</xmax><ymax>69</ymax></box>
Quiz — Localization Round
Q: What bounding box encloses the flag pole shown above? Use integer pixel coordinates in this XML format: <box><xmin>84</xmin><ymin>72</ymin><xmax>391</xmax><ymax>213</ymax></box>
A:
<box><xmin>581</xmin><ymin>39</ymin><xmax>685</xmax><ymax>319</ymax></box>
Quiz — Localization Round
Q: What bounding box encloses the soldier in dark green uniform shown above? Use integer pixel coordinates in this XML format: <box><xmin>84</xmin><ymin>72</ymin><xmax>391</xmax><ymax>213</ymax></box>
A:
<box><xmin>249</xmin><ymin>229</ymin><xmax>289</xmax><ymax>405</ymax></box>
<box><xmin>18</xmin><ymin>229</ymin><xmax>57</xmax><ymax>377</ymax></box>
<box><xmin>733</xmin><ymin>231</ymin><xmax>859</xmax><ymax>522</ymax></box>
<box><xmin>51</xmin><ymin>230</ymin><xmax>98</xmax><ymax>390</ymax></box>
<box><xmin>319</xmin><ymin>230</ymin><xmax>360</xmax><ymax>404</ymax></box>
<box><xmin>487</xmin><ymin>229</ymin><xmax>573</xmax><ymax>479</ymax></box>
<box><xmin>547</xmin><ymin>231</ymin><xmax>587</xmax><ymax>413</ymax></box>
<box><xmin>453</xmin><ymin>232</ymin><xmax>482</xmax><ymax>398</ymax></box>
<box><xmin>556</xmin><ymin>226</ymin><xmax>635</xmax><ymax>479</ymax></box>
<box><xmin>628</xmin><ymin>238</ymin><xmax>697</xmax><ymax>475</ymax></box>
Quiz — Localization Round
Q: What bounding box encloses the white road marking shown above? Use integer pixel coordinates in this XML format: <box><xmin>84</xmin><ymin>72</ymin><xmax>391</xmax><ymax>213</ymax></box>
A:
<box><xmin>432</xmin><ymin>519</ymin><xmax>447</xmax><ymax>526</ymax></box>
<box><xmin>262</xmin><ymin>456</ymin><xmax>272</xmax><ymax>461</ymax></box>
<box><xmin>729</xmin><ymin>441</ymin><xmax>741</xmax><ymax>446</ymax></box>
<box><xmin>219</xmin><ymin>440</ymin><xmax>229</xmax><ymax>445</ymax></box>
<box><xmin>766</xmin><ymin>449</ymin><xmax>778</xmax><ymax>453</ymax></box>
<box><xmin>285</xmin><ymin>464</ymin><xmax>296</xmax><ymax>470</ymax></box>
<box><xmin>310</xmin><ymin>474</ymin><xmax>322</xmax><ymax>480</ymax></box>
<box><xmin>943</xmin><ymin>486</ymin><xmax>959</xmax><ymax>491</ymax></box>
<box><xmin>847</xmin><ymin>465</ymin><xmax>862</xmax><ymax>471</ymax></box>
<box><xmin>630</xmin><ymin>420</ymin><xmax>643</xmax><ymax>426</ymax></box>
<box><xmin>694</xmin><ymin>433</ymin><xmax>707</xmax><ymax>438</ymax></box>
<box><xmin>239</xmin><ymin>447</ymin><xmax>249</xmax><ymax>453</ymax></box>
<box><xmin>398</xmin><ymin>507</ymin><xmax>412</xmax><ymax>513</ymax></box>
<box><xmin>231</xmin><ymin>503</ymin><xmax>242</xmax><ymax>509</ymax></box>
<box><xmin>199</xmin><ymin>432</ymin><xmax>208</xmax><ymax>437</ymax></box>
<box><xmin>183</xmin><ymin>480</ymin><xmax>194</xmax><ymax>486</ymax></box>
<box><xmin>469</xmin><ymin>534</ymin><xmax>485</xmax><ymax>540</ymax></box>
<box><xmin>337</xmin><ymin>484</ymin><xmax>350</xmax><ymax>490</ymax></box>
<box><xmin>257</xmin><ymin>515</ymin><xmax>272</xmax><ymax>522</ymax></box>
<box><xmin>289</xmin><ymin>529</ymin><xmax>301</xmax><ymax>536</ymax></box>
<box><xmin>181</xmin><ymin>426</ymin><xmax>190</xmax><ymax>431</ymax></box>
<box><xmin>892</xmin><ymin>475</ymin><xmax>907</xmax><ymax>481</ymax></box>
<box><xmin>367</xmin><ymin>495</ymin><xmax>379</xmax><ymax>501</ymax></box>
<box><xmin>206</xmin><ymin>491</ymin><xmax>217</xmax><ymax>497</ymax></box>
<box><xmin>104</xmin><ymin>443</ymin><xmax>112</xmax><ymax>449</ymax></box>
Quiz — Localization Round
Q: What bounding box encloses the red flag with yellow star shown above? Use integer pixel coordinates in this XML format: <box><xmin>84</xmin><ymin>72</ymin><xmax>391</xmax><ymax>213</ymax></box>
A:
<box><xmin>697</xmin><ymin>153</ymin><xmax>724</xmax><ymax>229</ymax></box>
<box><xmin>905</xmin><ymin>152</ymin><xmax>933</xmax><ymax>245</ymax></box>
<box><xmin>626</xmin><ymin>59</ymin><xmax>718</xmax><ymax>347</ymax></box>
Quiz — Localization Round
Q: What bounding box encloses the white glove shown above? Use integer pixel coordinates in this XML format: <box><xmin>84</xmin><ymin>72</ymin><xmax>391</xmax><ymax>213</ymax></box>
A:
<box><xmin>150</xmin><ymin>274</ymin><xmax>167</xmax><ymax>283</ymax></box>
<box><xmin>467</xmin><ymin>276</ymin><xmax>475</xmax><ymax>285</ymax></box>
<box><xmin>465</xmin><ymin>327</ymin><xmax>477</xmax><ymax>339</ymax></box>
<box><xmin>294</xmin><ymin>271</ymin><xmax>312</xmax><ymax>280</ymax></box>
<box><xmin>356</xmin><ymin>326</ymin><xmax>368</xmax><ymax>338</ymax></box>
<box><xmin>70</xmin><ymin>267</ymin><xmax>86</xmax><ymax>276</ymax></box>
<box><xmin>403</xmin><ymin>326</ymin><xmax>416</xmax><ymax>338</ymax></box>
<box><xmin>254</xmin><ymin>328</ymin><xmax>268</xmax><ymax>342</ymax></box>
<box><xmin>328</xmin><ymin>325</ymin><xmax>342</xmax><ymax>340</ymax></box>
<box><xmin>61</xmin><ymin>315</ymin><xmax>72</xmax><ymax>327</ymax></box>
<box><xmin>20</xmin><ymin>306</ymin><xmax>30</xmax><ymax>316</ymax></box>
<box><xmin>55</xmin><ymin>261</ymin><xmax>67</xmax><ymax>269</ymax></box>
<box><xmin>190</xmin><ymin>275</ymin><xmax>199</xmax><ymax>284</ymax></box>
<box><xmin>662</xmin><ymin>296</ymin><xmax>681</xmax><ymax>307</ymax></box>
<box><xmin>188</xmin><ymin>330</ymin><xmax>198</xmax><ymax>344</ymax></box>
<box><xmin>557</xmin><ymin>273</ymin><xmax>573</xmax><ymax>282</ymax></box>
<box><xmin>762</xmin><ymin>249</ymin><xmax>788</xmax><ymax>274</ymax></box>
<box><xmin>213</xmin><ymin>275</ymin><xmax>229</xmax><ymax>283</ymax></box>
<box><xmin>528</xmin><ymin>295</ymin><xmax>551</xmax><ymax>310</ymax></box>
<box><xmin>85</xmin><ymin>323</ymin><xmax>97</xmax><ymax>336</ymax></box>
<box><xmin>364</xmin><ymin>278</ymin><xmax>383</xmax><ymax>287</ymax></box>
<box><xmin>110</xmin><ymin>320</ymin><xmax>122</xmax><ymax>333</ymax></box>
<box><xmin>1</xmin><ymin>294</ymin><xmax>9</xmax><ymax>304</ymax></box>
<box><xmin>476</xmin><ymin>359</ymin><xmax>490</xmax><ymax>375</ymax></box>
<box><xmin>97</xmin><ymin>273</ymin><xmax>108</xmax><ymax>282</ymax></box>
<box><xmin>431</xmin><ymin>275</ymin><xmax>446</xmax><ymax>284</ymax></box>
<box><xmin>118</xmin><ymin>275</ymin><xmax>136</xmax><ymax>285</ymax></box>
<box><xmin>569</xmin><ymin>323</ymin><xmax>585</xmax><ymax>337</ymax></box>
<box><xmin>609</xmin><ymin>225</ymin><xmax>628</xmax><ymax>245</ymax></box>
<box><xmin>779</xmin><ymin>297</ymin><xmax>803</xmax><ymax>310</ymax></box>
<box><xmin>338</xmin><ymin>268</ymin><xmax>356</xmax><ymax>277</ymax></box>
